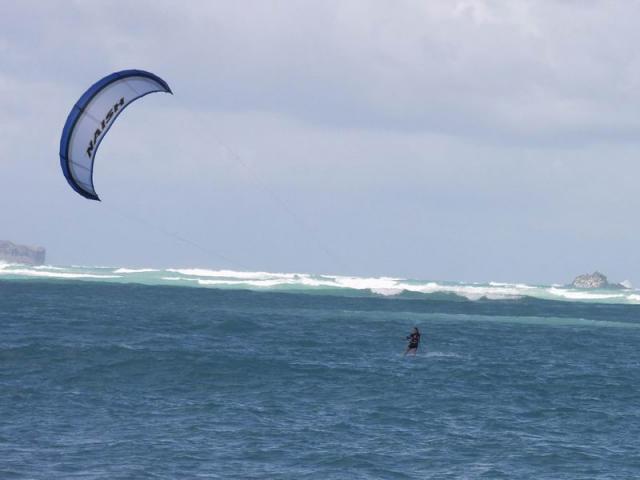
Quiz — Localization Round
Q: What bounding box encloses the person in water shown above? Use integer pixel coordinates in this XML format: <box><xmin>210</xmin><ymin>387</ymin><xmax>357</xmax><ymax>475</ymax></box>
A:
<box><xmin>404</xmin><ymin>327</ymin><xmax>421</xmax><ymax>356</ymax></box>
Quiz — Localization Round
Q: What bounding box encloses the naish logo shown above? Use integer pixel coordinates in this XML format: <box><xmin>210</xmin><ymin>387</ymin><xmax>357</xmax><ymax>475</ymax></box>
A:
<box><xmin>86</xmin><ymin>97</ymin><xmax>125</xmax><ymax>158</ymax></box>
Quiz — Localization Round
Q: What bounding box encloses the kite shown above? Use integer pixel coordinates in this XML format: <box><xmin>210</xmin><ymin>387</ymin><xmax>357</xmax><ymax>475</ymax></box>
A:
<box><xmin>59</xmin><ymin>69</ymin><xmax>172</xmax><ymax>200</ymax></box>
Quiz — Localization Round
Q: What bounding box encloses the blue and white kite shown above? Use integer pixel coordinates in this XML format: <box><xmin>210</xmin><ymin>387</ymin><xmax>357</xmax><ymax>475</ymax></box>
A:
<box><xmin>59</xmin><ymin>70</ymin><xmax>172</xmax><ymax>200</ymax></box>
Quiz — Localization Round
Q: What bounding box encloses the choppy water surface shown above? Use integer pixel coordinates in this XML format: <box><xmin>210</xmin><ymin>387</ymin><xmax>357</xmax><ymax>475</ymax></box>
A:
<box><xmin>2</xmin><ymin>279</ymin><xmax>640</xmax><ymax>479</ymax></box>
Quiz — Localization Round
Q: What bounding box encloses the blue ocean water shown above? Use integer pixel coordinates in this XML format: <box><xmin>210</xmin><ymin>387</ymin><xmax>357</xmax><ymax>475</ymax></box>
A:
<box><xmin>2</xmin><ymin>277</ymin><xmax>640</xmax><ymax>479</ymax></box>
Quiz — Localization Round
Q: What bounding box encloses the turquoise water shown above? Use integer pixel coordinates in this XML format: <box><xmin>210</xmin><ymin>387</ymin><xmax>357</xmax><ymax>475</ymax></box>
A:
<box><xmin>2</xmin><ymin>278</ymin><xmax>640</xmax><ymax>478</ymax></box>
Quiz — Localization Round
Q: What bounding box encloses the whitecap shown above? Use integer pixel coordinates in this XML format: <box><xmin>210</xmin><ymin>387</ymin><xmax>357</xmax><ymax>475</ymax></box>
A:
<box><xmin>114</xmin><ymin>268</ymin><xmax>159</xmax><ymax>274</ymax></box>
<box><xmin>547</xmin><ymin>287</ymin><xmax>625</xmax><ymax>301</ymax></box>
<box><xmin>0</xmin><ymin>268</ymin><xmax>121</xmax><ymax>279</ymax></box>
<box><xmin>166</xmin><ymin>268</ymin><xmax>299</xmax><ymax>280</ymax></box>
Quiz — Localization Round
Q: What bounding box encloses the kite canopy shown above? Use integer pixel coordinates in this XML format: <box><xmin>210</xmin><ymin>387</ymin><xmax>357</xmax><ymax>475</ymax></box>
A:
<box><xmin>59</xmin><ymin>69</ymin><xmax>172</xmax><ymax>200</ymax></box>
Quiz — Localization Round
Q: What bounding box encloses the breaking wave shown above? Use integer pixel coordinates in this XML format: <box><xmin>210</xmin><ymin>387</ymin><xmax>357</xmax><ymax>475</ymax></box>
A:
<box><xmin>0</xmin><ymin>263</ymin><xmax>638</xmax><ymax>305</ymax></box>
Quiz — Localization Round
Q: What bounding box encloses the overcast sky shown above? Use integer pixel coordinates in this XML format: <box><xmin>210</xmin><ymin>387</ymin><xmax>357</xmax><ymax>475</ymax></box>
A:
<box><xmin>2</xmin><ymin>0</ymin><xmax>640</xmax><ymax>284</ymax></box>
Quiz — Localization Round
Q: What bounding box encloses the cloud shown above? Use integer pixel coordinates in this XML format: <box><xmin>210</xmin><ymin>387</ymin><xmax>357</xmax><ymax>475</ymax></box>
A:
<box><xmin>4</xmin><ymin>1</ymin><xmax>640</xmax><ymax>144</ymax></box>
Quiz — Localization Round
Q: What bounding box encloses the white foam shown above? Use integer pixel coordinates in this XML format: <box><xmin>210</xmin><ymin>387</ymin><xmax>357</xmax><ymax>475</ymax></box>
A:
<box><xmin>182</xmin><ymin>269</ymin><xmax>537</xmax><ymax>300</ymax></box>
<box><xmin>179</xmin><ymin>272</ymin><xmax>534</xmax><ymax>301</ymax></box>
<box><xmin>114</xmin><ymin>268</ymin><xmax>158</xmax><ymax>274</ymax></box>
<box><xmin>166</xmin><ymin>268</ymin><xmax>299</xmax><ymax>280</ymax></box>
<box><xmin>489</xmin><ymin>281</ymin><xmax>536</xmax><ymax>289</ymax></box>
<box><xmin>370</xmin><ymin>288</ymin><xmax>404</xmax><ymax>296</ymax></box>
<box><xmin>547</xmin><ymin>287</ymin><xmax>625</xmax><ymax>301</ymax></box>
<box><xmin>387</xmin><ymin>281</ymin><xmax>527</xmax><ymax>300</ymax></box>
<box><xmin>0</xmin><ymin>267</ymin><xmax>121</xmax><ymax>279</ymax></box>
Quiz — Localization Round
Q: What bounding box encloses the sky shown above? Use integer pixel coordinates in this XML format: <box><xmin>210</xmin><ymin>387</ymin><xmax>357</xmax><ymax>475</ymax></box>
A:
<box><xmin>2</xmin><ymin>0</ymin><xmax>640</xmax><ymax>284</ymax></box>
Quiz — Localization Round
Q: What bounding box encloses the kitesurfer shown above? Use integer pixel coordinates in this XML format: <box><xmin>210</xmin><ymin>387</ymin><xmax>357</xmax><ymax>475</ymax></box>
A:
<box><xmin>404</xmin><ymin>327</ymin><xmax>421</xmax><ymax>356</ymax></box>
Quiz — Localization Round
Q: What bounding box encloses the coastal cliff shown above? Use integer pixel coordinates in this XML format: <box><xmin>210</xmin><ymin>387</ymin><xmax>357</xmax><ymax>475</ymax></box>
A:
<box><xmin>0</xmin><ymin>240</ymin><xmax>46</xmax><ymax>265</ymax></box>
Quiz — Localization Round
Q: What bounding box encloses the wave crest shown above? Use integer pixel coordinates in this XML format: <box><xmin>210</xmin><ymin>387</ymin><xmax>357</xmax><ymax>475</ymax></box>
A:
<box><xmin>2</xmin><ymin>263</ymin><xmax>639</xmax><ymax>305</ymax></box>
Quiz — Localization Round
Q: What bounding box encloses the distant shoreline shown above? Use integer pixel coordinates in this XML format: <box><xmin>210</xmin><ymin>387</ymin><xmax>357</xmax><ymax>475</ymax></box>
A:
<box><xmin>0</xmin><ymin>240</ymin><xmax>45</xmax><ymax>266</ymax></box>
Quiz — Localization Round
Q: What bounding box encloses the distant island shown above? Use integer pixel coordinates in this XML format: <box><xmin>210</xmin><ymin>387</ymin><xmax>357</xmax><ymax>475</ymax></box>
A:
<box><xmin>570</xmin><ymin>271</ymin><xmax>629</xmax><ymax>290</ymax></box>
<box><xmin>0</xmin><ymin>240</ymin><xmax>46</xmax><ymax>265</ymax></box>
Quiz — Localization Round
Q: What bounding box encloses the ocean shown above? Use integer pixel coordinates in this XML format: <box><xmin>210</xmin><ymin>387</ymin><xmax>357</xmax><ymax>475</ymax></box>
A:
<box><xmin>2</xmin><ymin>265</ymin><xmax>640</xmax><ymax>479</ymax></box>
